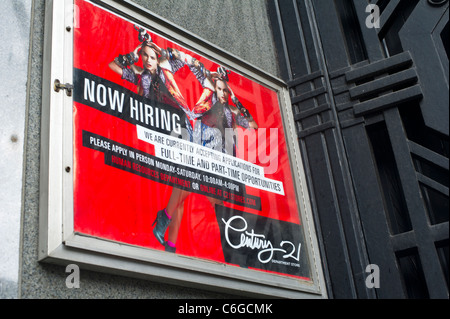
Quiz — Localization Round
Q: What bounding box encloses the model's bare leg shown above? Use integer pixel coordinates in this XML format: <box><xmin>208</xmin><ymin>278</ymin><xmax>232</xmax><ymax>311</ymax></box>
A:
<box><xmin>165</xmin><ymin>193</ymin><xmax>221</xmax><ymax>251</ymax></box>
<box><xmin>167</xmin><ymin>205</ymin><xmax>184</xmax><ymax>247</ymax></box>
<box><xmin>206</xmin><ymin>196</ymin><xmax>222</xmax><ymax>208</ymax></box>
<box><xmin>166</xmin><ymin>188</ymin><xmax>189</xmax><ymax>216</ymax></box>
<box><xmin>153</xmin><ymin>188</ymin><xmax>189</xmax><ymax>252</ymax></box>
<box><xmin>152</xmin><ymin>187</ymin><xmax>189</xmax><ymax>249</ymax></box>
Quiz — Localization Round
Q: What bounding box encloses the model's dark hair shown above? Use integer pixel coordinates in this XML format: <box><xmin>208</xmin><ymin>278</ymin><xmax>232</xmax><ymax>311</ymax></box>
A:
<box><xmin>213</xmin><ymin>78</ymin><xmax>230</xmax><ymax>94</ymax></box>
<box><xmin>139</xmin><ymin>41</ymin><xmax>159</xmax><ymax>57</ymax></box>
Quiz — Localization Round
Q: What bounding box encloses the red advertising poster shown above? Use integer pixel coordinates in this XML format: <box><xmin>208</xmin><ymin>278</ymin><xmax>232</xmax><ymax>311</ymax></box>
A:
<box><xmin>73</xmin><ymin>0</ymin><xmax>311</xmax><ymax>280</ymax></box>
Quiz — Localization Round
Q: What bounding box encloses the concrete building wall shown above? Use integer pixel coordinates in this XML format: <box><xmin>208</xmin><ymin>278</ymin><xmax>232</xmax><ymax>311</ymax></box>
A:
<box><xmin>0</xmin><ymin>0</ymin><xmax>33</xmax><ymax>299</ymax></box>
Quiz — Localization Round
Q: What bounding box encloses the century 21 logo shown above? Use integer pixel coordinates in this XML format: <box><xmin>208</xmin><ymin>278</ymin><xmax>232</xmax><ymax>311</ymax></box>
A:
<box><xmin>365</xmin><ymin>4</ymin><xmax>380</xmax><ymax>29</ymax></box>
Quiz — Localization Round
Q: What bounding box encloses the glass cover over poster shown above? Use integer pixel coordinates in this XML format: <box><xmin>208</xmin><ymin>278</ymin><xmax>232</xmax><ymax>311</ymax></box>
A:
<box><xmin>72</xmin><ymin>0</ymin><xmax>312</xmax><ymax>281</ymax></box>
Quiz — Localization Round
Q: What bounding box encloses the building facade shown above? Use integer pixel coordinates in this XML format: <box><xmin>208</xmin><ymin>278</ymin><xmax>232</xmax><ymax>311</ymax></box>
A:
<box><xmin>0</xmin><ymin>0</ymin><xmax>448</xmax><ymax>299</ymax></box>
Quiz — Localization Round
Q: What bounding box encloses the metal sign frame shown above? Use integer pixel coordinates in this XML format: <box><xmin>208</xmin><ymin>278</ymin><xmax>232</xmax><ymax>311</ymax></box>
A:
<box><xmin>39</xmin><ymin>0</ymin><xmax>326</xmax><ymax>298</ymax></box>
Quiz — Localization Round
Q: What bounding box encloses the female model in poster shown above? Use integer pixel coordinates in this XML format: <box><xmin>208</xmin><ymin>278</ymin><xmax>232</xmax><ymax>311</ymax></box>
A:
<box><xmin>108</xmin><ymin>38</ymin><xmax>194</xmax><ymax>121</ymax></box>
<box><xmin>151</xmin><ymin>47</ymin><xmax>258</xmax><ymax>253</ymax></box>
<box><xmin>108</xmin><ymin>35</ymin><xmax>196</xmax><ymax>251</ymax></box>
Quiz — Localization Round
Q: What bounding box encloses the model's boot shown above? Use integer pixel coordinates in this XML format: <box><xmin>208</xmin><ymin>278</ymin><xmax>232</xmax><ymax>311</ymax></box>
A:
<box><xmin>152</xmin><ymin>209</ymin><xmax>171</xmax><ymax>246</ymax></box>
<box><xmin>164</xmin><ymin>241</ymin><xmax>176</xmax><ymax>253</ymax></box>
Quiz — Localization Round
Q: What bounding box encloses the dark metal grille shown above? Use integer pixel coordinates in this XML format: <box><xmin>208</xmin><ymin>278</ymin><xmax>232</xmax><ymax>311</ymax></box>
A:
<box><xmin>269</xmin><ymin>0</ymin><xmax>449</xmax><ymax>298</ymax></box>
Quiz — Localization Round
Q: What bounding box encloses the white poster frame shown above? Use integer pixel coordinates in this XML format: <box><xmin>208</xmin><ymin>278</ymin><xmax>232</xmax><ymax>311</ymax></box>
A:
<box><xmin>39</xmin><ymin>0</ymin><xmax>326</xmax><ymax>299</ymax></box>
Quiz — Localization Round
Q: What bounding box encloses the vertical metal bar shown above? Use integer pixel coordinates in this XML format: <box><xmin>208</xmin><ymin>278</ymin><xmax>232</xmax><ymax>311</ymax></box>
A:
<box><xmin>62</xmin><ymin>0</ymin><xmax>74</xmax><ymax>242</ymax></box>
<box><xmin>270</xmin><ymin>0</ymin><xmax>293</xmax><ymax>81</ymax></box>
<box><xmin>39</xmin><ymin>0</ymin><xmax>66</xmax><ymax>259</ymax></box>
<box><xmin>351</xmin><ymin>0</ymin><xmax>385</xmax><ymax>62</ymax></box>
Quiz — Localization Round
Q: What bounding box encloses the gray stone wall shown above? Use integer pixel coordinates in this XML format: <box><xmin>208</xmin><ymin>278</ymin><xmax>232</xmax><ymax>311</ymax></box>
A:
<box><xmin>132</xmin><ymin>0</ymin><xmax>279</xmax><ymax>76</ymax></box>
<box><xmin>0</xmin><ymin>0</ymin><xmax>33</xmax><ymax>299</ymax></box>
<box><xmin>17</xmin><ymin>0</ymin><xmax>278</xmax><ymax>298</ymax></box>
